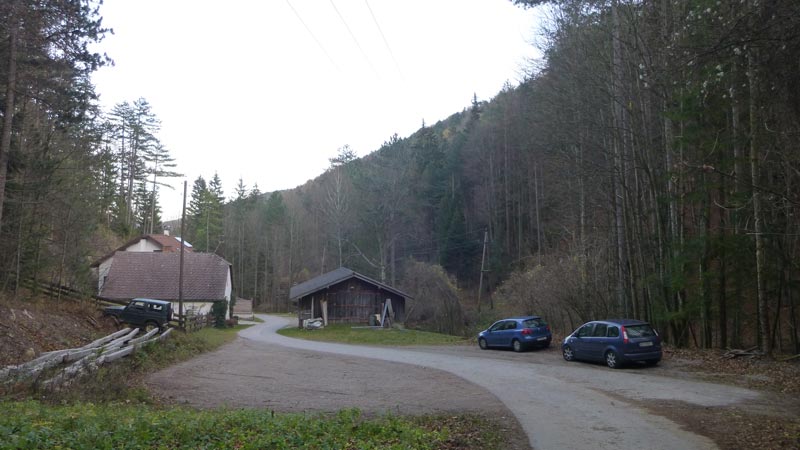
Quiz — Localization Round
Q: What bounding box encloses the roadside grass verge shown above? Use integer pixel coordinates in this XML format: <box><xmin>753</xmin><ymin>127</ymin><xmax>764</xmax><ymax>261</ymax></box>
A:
<box><xmin>0</xmin><ymin>401</ymin><xmax>507</xmax><ymax>450</ymax></box>
<box><xmin>278</xmin><ymin>324</ymin><xmax>467</xmax><ymax>346</ymax></box>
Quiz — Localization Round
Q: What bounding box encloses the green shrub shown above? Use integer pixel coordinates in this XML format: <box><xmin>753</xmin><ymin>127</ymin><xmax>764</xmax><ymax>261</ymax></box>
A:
<box><xmin>212</xmin><ymin>301</ymin><xmax>227</xmax><ymax>328</ymax></box>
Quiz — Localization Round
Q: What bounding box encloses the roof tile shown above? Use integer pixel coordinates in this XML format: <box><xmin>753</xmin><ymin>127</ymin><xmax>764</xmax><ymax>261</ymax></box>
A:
<box><xmin>99</xmin><ymin>252</ymin><xmax>231</xmax><ymax>301</ymax></box>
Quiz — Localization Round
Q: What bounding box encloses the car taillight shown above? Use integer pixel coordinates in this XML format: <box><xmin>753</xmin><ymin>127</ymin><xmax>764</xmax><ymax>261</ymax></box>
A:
<box><xmin>621</xmin><ymin>325</ymin><xmax>629</xmax><ymax>343</ymax></box>
<box><xmin>521</xmin><ymin>328</ymin><xmax>533</xmax><ymax>335</ymax></box>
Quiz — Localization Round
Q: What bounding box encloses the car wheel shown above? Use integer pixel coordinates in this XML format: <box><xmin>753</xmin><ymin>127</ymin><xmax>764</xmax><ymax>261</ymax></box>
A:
<box><xmin>605</xmin><ymin>350</ymin><xmax>620</xmax><ymax>369</ymax></box>
<box><xmin>143</xmin><ymin>321</ymin><xmax>161</xmax><ymax>333</ymax></box>
<box><xmin>478</xmin><ymin>338</ymin><xmax>488</xmax><ymax>350</ymax></box>
<box><xmin>562</xmin><ymin>346</ymin><xmax>574</xmax><ymax>361</ymax></box>
<box><xmin>512</xmin><ymin>339</ymin><xmax>523</xmax><ymax>352</ymax></box>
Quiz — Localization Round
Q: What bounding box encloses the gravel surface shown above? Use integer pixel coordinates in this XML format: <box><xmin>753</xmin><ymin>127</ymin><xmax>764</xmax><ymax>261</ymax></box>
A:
<box><xmin>149</xmin><ymin>315</ymin><xmax>769</xmax><ymax>450</ymax></box>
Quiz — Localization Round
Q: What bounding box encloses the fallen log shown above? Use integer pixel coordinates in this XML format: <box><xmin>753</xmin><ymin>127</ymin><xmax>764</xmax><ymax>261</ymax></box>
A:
<box><xmin>723</xmin><ymin>346</ymin><xmax>762</xmax><ymax>359</ymax></box>
<box><xmin>77</xmin><ymin>328</ymin><xmax>133</xmax><ymax>351</ymax></box>
<box><xmin>40</xmin><ymin>354</ymin><xmax>99</xmax><ymax>390</ymax></box>
<box><xmin>0</xmin><ymin>328</ymin><xmax>136</xmax><ymax>384</ymax></box>
<box><xmin>100</xmin><ymin>328</ymin><xmax>140</xmax><ymax>354</ymax></box>
<box><xmin>6</xmin><ymin>327</ymin><xmax>172</xmax><ymax>390</ymax></box>
<box><xmin>37</xmin><ymin>328</ymin><xmax>132</xmax><ymax>358</ymax></box>
<box><xmin>126</xmin><ymin>328</ymin><xmax>159</xmax><ymax>346</ymax></box>
<box><xmin>97</xmin><ymin>345</ymin><xmax>134</xmax><ymax>365</ymax></box>
<box><xmin>157</xmin><ymin>327</ymin><xmax>174</xmax><ymax>341</ymax></box>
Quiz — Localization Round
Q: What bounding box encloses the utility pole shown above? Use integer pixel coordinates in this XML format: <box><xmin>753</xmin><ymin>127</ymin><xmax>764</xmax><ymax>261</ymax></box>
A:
<box><xmin>477</xmin><ymin>229</ymin><xmax>489</xmax><ymax>312</ymax></box>
<box><xmin>178</xmin><ymin>180</ymin><xmax>187</xmax><ymax>331</ymax></box>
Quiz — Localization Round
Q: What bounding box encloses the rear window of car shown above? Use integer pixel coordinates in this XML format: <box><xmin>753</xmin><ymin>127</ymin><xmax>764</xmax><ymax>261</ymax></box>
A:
<box><xmin>626</xmin><ymin>324</ymin><xmax>656</xmax><ymax>337</ymax></box>
<box><xmin>523</xmin><ymin>318</ymin><xmax>546</xmax><ymax>328</ymax></box>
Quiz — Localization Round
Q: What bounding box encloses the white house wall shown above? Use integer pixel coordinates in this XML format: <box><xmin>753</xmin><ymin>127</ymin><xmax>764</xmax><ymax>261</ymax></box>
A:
<box><xmin>124</xmin><ymin>239</ymin><xmax>160</xmax><ymax>252</ymax></box>
<box><xmin>179</xmin><ymin>302</ymin><xmax>213</xmax><ymax>317</ymax></box>
<box><xmin>225</xmin><ymin>268</ymin><xmax>232</xmax><ymax>319</ymax></box>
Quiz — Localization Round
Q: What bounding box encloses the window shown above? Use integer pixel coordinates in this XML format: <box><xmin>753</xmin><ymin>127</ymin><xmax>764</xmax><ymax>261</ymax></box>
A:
<box><xmin>593</xmin><ymin>323</ymin><xmax>608</xmax><ymax>337</ymax></box>
<box><xmin>149</xmin><ymin>304</ymin><xmax>163</xmax><ymax>311</ymax></box>
<box><xmin>607</xmin><ymin>326</ymin><xmax>620</xmax><ymax>338</ymax></box>
<box><xmin>523</xmin><ymin>318</ymin><xmax>546</xmax><ymax>328</ymax></box>
<box><xmin>626</xmin><ymin>324</ymin><xmax>656</xmax><ymax>337</ymax></box>
<box><xmin>506</xmin><ymin>321</ymin><xmax>518</xmax><ymax>330</ymax></box>
<box><xmin>489</xmin><ymin>322</ymin><xmax>504</xmax><ymax>332</ymax></box>
<box><xmin>131</xmin><ymin>301</ymin><xmax>146</xmax><ymax>309</ymax></box>
<box><xmin>577</xmin><ymin>324</ymin><xmax>594</xmax><ymax>337</ymax></box>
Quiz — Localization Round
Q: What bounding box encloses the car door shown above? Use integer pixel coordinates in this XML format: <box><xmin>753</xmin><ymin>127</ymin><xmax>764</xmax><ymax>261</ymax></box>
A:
<box><xmin>498</xmin><ymin>320</ymin><xmax>518</xmax><ymax>347</ymax></box>
<box><xmin>586</xmin><ymin>322</ymin><xmax>608</xmax><ymax>361</ymax></box>
<box><xmin>146</xmin><ymin>302</ymin><xmax>165</xmax><ymax>324</ymax></box>
<box><xmin>486</xmin><ymin>321</ymin><xmax>505</xmax><ymax>346</ymax></box>
<box><xmin>570</xmin><ymin>323</ymin><xmax>595</xmax><ymax>358</ymax></box>
<box><xmin>124</xmin><ymin>299</ymin><xmax>148</xmax><ymax>325</ymax></box>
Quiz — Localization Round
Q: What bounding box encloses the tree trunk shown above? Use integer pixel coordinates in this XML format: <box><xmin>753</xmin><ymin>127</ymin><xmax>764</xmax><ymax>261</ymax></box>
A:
<box><xmin>0</xmin><ymin>7</ymin><xmax>19</xmax><ymax>228</ymax></box>
<box><xmin>748</xmin><ymin>47</ymin><xmax>770</xmax><ymax>354</ymax></box>
<box><xmin>611</xmin><ymin>0</ymin><xmax>629</xmax><ymax>316</ymax></box>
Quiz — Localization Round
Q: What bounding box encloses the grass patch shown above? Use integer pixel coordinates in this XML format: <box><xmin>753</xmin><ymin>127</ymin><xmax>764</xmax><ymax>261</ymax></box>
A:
<box><xmin>0</xmin><ymin>401</ymin><xmax>507</xmax><ymax>450</ymax></box>
<box><xmin>278</xmin><ymin>324</ymin><xmax>467</xmax><ymax>346</ymax></box>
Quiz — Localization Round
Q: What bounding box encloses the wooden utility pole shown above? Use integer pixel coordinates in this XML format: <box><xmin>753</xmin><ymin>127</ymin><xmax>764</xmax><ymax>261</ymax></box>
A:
<box><xmin>179</xmin><ymin>180</ymin><xmax>187</xmax><ymax>331</ymax></box>
<box><xmin>477</xmin><ymin>229</ymin><xmax>489</xmax><ymax>312</ymax></box>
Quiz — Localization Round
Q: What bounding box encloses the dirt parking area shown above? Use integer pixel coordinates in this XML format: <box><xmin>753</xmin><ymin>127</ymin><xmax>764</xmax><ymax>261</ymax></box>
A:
<box><xmin>147</xmin><ymin>321</ymin><xmax>799</xmax><ymax>450</ymax></box>
<box><xmin>147</xmin><ymin>337</ymin><xmax>531</xmax><ymax>449</ymax></box>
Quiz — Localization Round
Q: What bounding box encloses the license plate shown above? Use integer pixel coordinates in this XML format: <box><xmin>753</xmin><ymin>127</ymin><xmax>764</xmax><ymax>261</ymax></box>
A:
<box><xmin>537</xmin><ymin>336</ymin><xmax>547</xmax><ymax>341</ymax></box>
<box><xmin>639</xmin><ymin>341</ymin><xmax>653</xmax><ymax>347</ymax></box>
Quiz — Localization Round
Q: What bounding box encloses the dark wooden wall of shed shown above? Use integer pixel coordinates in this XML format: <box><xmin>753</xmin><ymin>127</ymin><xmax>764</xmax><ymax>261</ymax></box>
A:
<box><xmin>297</xmin><ymin>278</ymin><xmax>405</xmax><ymax>324</ymax></box>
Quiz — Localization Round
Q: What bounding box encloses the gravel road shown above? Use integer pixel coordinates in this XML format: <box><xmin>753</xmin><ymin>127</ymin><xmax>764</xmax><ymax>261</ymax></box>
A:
<box><xmin>150</xmin><ymin>315</ymin><xmax>764</xmax><ymax>450</ymax></box>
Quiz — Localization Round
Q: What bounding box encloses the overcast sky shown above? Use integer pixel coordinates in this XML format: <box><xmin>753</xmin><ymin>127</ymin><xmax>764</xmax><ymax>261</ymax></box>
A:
<box><xmin>91</xmin><ymin>0</ymin><xmax>543</xmax><ymax>219</ymax></box>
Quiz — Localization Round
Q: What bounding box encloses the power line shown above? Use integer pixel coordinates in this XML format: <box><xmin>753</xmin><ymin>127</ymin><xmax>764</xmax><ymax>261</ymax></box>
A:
<box><xmin>364</xmin><ymin>0</ymin><xmax>403</xmax><ymax>79</ymax></box>
<box><xmin>328</xmin><ymin>0</ymin><xmax>378</xmax><ymax>76</ymax></box>
<box><xmin>285</xmin><ymin>0</ymin><xmax>340</xmax><ymax>71</ymax></box>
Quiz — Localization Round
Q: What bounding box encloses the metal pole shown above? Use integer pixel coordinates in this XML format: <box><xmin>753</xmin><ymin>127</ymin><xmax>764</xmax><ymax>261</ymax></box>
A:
<box><xmin>477</xmin><ymin>229</ymin><xmax>488</xmax><ymax>313</ymax></box>
<box><xmin>179</xmin><ymin>180</ymin><xmax>187</xmax><ymax>331</ymax></box>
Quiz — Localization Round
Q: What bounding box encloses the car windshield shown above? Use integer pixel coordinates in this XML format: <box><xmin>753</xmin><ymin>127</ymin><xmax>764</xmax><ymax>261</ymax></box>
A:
<box><xmin>523</xmin><ymin>318</ymin><xmax>546</xmax><ymax>328</ymax></box>
<box><xmin>626</xmin><ymin>324</ymin><xmax>656</xmax><ymax>337</ymax></box>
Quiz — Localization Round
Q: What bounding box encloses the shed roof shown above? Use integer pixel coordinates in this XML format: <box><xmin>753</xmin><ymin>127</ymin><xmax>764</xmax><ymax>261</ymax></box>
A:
<box><xmin>289</xmin><ymin>267</ymin><xmax>411</xmax><ymax>300</ymax></box>
<box><xmin>98</xmin><ymin>251</ymin><xmax>231</xmax><ymax>302</ymax></box>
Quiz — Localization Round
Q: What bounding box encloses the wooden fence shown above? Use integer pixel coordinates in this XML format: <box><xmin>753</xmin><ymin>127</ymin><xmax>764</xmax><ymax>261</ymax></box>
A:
<box><xmin>20</xmin><ymin>279</ymin><xmax>88</xmax><ymax>301</ymax></box>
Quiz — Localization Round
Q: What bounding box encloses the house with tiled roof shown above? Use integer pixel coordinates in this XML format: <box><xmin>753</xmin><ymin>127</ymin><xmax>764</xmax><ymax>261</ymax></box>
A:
<box><xmin>96</xmin><ymin>251</ymin><xmax>233</xmax><ymax>319</ymax></box>
<box><xmin>91</xmin><ymin>233</ymin><xmax>193</xmax><ymax>293</ymax></box>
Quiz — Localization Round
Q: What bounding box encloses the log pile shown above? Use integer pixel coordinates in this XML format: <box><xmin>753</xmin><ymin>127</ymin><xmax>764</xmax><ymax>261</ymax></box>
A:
<box><xmin>722</xmin><ymin>346</ymin><xmax>764</xmax><ymax>359</ymax></box>
<box><xmin>0</xmin><ymin>327</ymin><xmax>173</xmax><ymax>391</ymax></box>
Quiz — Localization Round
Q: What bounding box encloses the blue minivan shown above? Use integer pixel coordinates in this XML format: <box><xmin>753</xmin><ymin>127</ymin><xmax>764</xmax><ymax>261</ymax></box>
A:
<box><xmin>562</xmin><ymin>319</ymin><xmax>662</xmax><ymax>368</ymax></box>
<box><xmin>478</xmin><ymin>316</ymin><xmax>552</xmax><ymax>352</ymax></box>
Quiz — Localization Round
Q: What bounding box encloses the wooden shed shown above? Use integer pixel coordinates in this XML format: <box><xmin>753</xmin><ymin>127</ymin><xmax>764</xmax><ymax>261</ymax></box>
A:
<box><xmin>289</xmin><ymin>267</ymin><xmax>410</xmax><ymax>327</ymax></box>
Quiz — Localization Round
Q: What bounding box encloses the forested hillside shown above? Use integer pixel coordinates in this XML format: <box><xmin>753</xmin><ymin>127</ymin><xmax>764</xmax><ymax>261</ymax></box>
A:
<box><xmin>1</xmin><ymin>1</ymin><xmax>798</xmax><ymax>353</ymax></box>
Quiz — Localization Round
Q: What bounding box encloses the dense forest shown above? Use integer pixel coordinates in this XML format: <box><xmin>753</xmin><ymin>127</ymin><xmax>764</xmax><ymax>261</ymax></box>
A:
<box><xmin>1</xmin><ymin>1</ymin><xmax>798</xmax><ymax>354</ymax></box>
